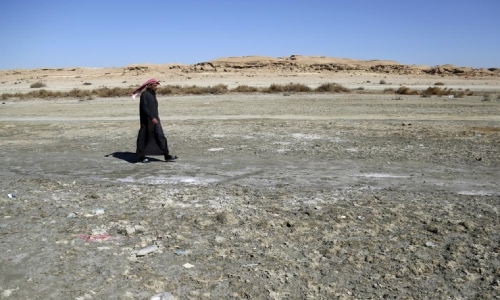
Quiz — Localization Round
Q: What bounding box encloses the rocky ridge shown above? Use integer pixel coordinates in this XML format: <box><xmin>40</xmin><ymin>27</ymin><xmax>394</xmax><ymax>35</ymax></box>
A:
<box><xmin>1</xmin><ymin>55</ymin><xmax>498</xmax><ymax>79</ymax></box>
<box><xmin>188</xmin><ymin>55</ymin><xmax>500</xmax><ymax>77</ymax></box>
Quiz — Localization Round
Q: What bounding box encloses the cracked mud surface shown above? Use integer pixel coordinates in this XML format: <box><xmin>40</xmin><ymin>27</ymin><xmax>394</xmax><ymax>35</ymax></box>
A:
<box><xmin>1</xmin><ymin>93</ymin><xmax>499</xmax><ymax>299</ymax></box>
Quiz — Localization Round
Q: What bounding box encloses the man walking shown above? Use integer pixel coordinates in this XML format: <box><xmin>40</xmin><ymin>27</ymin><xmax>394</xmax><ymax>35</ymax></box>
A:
<box><xmin>133</xmin><ymin>78</ymin><xmax>177</xmax><ymax>163</ymax></box>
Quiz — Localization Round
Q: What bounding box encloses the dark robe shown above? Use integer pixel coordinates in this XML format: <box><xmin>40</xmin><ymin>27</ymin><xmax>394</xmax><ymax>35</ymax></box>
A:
<box><xmin>135</xmin><ymin>88</ymin><xmax>170</xmax><ymax>159</ymax></box>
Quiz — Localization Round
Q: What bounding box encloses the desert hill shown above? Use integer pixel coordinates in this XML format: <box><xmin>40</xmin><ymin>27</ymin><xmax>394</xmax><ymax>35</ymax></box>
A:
<box><xmin>190</xmin><ymin>55</ymin><xmax>499</xmax><ymax>77</ymax></box>
<box><xmin>1</xmin><ymin>55</ymin><xmax>499</xmax><ymax>78</ymax></box>
<box><xmin>1</xmin><ymin>55</ymin><xmax>499</xmax><ymax>95</ymax></box>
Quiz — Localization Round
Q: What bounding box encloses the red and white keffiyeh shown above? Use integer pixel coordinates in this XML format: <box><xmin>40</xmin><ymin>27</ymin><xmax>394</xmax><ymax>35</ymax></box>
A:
<box><xmin>131</xmin><ymin>78</ymin><xmax>160</xmax><ymax>99</ymax></box>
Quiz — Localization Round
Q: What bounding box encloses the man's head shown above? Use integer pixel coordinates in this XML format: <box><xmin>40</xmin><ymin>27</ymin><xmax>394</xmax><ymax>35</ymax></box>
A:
<box><xmin>131</xmin><ymin>78</ymin><xmax>161</xmax><ymax>99</ymax></box>
<box><xmin>147</xmin><ymin>79</ymin><xmax>160</xmax><ymax>91</ymax></box>
<box><xmin>148</xmin><ymin>82</ymin><xmax>159</xmax><ymax>91</ymax></box>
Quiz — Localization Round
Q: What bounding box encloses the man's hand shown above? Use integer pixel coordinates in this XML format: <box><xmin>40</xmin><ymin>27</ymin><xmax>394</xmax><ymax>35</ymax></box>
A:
<box><xmin>151</xmin><ymin>118</ymin><xmax>159</xmax><ymax>125</ymax></box>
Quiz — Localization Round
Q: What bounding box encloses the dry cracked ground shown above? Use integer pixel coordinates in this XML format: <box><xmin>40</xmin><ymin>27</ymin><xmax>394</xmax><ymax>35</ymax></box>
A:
<box><xmin>0</xmin><ymin>93</ymin><xmax>499</xmax><ymax>299</ymax></box>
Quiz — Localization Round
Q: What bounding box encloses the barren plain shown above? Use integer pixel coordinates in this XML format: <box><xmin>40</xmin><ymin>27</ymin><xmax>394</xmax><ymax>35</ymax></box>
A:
<box><xmin>1</xmin><ymin>56</ymin><xmax>500</xmax><ymax>299</ymax></box>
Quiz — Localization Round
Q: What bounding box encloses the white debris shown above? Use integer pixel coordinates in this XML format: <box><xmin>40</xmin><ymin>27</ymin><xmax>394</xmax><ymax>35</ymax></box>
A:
<box><xmin>93</xmin><ymin>208</ymin><xmax>105</xmax><ymax>215</ymax></box>
<box><xmin>2</xmin><ymin>287</ymin><xmax>19</xmax><ymax>297</ymax></box>
<box><xmin>183</xmin><ymin>263</ymin><xmax>194</xmax><ymax>269</ymax></box>
<box><xmin>425</xmin><ymin>241</ymin><xmax>437</xmax><ymax>248</ymax></box>
<box><xmin>135</xmin><ymin>245</ymin><xmax>158</xmax><ymax>256</ymax></box>
<box><xmin>151</xmin><ymin>292</ymin><xmax>175</xmax><ymax>300</ymax></box>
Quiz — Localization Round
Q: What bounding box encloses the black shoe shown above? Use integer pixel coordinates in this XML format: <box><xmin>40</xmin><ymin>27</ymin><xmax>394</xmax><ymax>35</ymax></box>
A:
<box><xmin>165</xmin><ymin>155</ymin><xmax>178</xmax><ymax>162</ymax></box>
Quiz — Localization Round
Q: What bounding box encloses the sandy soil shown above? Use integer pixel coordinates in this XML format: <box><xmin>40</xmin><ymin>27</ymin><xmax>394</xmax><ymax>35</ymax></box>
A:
<box><xmin>1</xmin><ymin>58</ymin><xmax>500</xmax><ymax>299</ymax></box>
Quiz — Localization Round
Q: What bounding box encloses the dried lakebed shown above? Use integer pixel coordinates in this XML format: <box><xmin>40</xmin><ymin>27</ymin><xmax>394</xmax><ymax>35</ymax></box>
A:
<box><xmin>1</xmin><ymin>94</ymin><xmax>499</xmax><ymax>299</ymax></box>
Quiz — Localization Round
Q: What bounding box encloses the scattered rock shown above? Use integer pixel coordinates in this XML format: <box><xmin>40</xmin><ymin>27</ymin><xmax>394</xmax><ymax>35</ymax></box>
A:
<box><xmin>135</xmin><ymin>245</ymin><xmax>158</xmax><ymax>257</ymax></box>
<box><xmin>425</xmin><ymin>241</ymin><xmax>437</xmax><ymax>248</ymax></box>
<box><xmin>216</xmin><ymin>211</ymin><xmax>238</xmax><ymax>225</ymax></box>
<box><xmin>151</xmin><ymin>292</ymin><xmax>175</xmax><ymax>300</ymax></box>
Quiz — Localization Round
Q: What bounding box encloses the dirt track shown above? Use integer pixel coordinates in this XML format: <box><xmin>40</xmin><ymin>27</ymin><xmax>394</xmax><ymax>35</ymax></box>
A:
<box><xmin>1</xmin><ymin>93</ymin><xmax>500</xmax><ymax>299</ymax></box>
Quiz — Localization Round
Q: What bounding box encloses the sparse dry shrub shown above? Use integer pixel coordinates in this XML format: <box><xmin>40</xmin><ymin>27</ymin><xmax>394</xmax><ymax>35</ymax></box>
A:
<box><xmin>422</xmin><ymin>86</ymin><xmax>470</xmax><ymax>98</ymax></box>
<box><xmin>395</xmin><ymin>86</ymin><xmax>418</xmax><ymax>95</ymax></box>
<box><xmin>315</xmin><ymin>83</ymin><xmax>350</xmax><ymax>93</ymax></box>
<box><xmin>53</xmin><ymin>91</ymin><xmax>64</xmax><ymax>98</ymax></box>
<box><xmin>157</xmin><ymin>85</ymin><xmax>185</xmax><ymax>95</ymax></box>
<box><xmin>15</xmin><ymin>89</ymin><xmax>59</xmax><ymax>99</ymax></box>
<box><xmin>183</xmin><ymin>85</ymin><xmax>207</xmax><ymax>95</ymax></box>
<box><xmin>434</xmin><ymin>82</ymin><xmax>444</xmax><ymax>86</ymax></box>
<box><xmin>1</xmin><ymin>93</ymin><xmax>9</xmax><ymax>100</ymax></box>
<box><xmin>283</xmin><ymin>83</ymin><xmax>311</xmax><ymax>92</ymax></box>
<box><xmin>421</xmin><ymin>87</ymin><xmax>445</xmax><ymax>96</ymax></box>
<box><xmin>379</xmin><ymin>80</ymin><xmax>387</xmax><ymax>84</ymax></box>
<box><xmin>83</xmin><ymin>82</ymin><xmax>92</xmax><ymax>85</ymax></box>
<box><xmin>157</xmin><ymin>86</ymin><xmax>173</xmax><ymax>95</ymax></box>
<box><xmin>68</xmin><ymin>88</ymin><xmax>93</xmax><ymax>98</ymax></box>
<box><xmin>27</xmin><ymin>89</ymin><xmax>53</xmax><ymax>98</ymax></box>
<box><xmin>263</xmin><ymin>84</ymin><xmax>285</xmax><ymax>93</ymax></box>
<box><xmin>30</xmin><ymin>82</ymin><xmax>46</xmax><ymax>88</ymax></box>
<box><xmin>231</xmin><ymin>85</ymin><xmax>259</xmax><ymax>93</ymax></box>
<box><xmin>383</xmin><ymin>88</ymin><xmax>395</xmax><ymax>93</ymax></box>
<box><xmin>95</xmin><ymin>87</ymin><xmax>128</xmax><ymax>97</ymax></box>
<box><xmin>207</xmin><ymin>84</ymin><xmax>228</xmax><ymax>94</ymax></box>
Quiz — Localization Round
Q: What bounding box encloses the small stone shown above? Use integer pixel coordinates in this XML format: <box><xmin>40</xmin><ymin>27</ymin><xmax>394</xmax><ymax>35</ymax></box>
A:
<box><xmin>216</xmin><ymin>211</ymin><xmax>238</xmax><ymax>225</ymax></box>
<box><xmin>93</xmin><ymin>208</ymin><xmax>105</xmax><ymax>215</ymax></box>
<box><xmin>134</xmin><ymin>225</ymin><xmax>146</xmax><ymax>233</ymax></box>
<box><xmin>125</xmin><ymin>226</ymin><xmax>136</xmax><ymax>236</ymax></box>
<box><xmin>425</xmin><ymin>225</ymin><xmax>439</xmax><ymax>234</ymax></box>
<box><xmin>135</xmin><ymin>245</ymin><xmax>158</xmax><ymax>256</ymax></box>
<box><xmin>150</xmin><ymin>292</ymin><xmax>175</xmax><ymax>300</ymax></box>
<box><xmin>183</xmin><ymin>263</ymin><xmax>194</xmax><ymax>269</ymax></box>
<box><xmin>425</xmin><ymin>241</ymin><xmax>436</xmax><ymax>248</ymax></box>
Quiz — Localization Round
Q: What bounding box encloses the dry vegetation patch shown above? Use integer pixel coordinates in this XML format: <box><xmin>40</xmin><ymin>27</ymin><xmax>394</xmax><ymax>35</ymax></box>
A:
<box><xmin>230</xmin><ymin>85</ymin><xmax>259</xmax><ymax>93</ymax></box>
<box><xmin>30</xmin><ymin>82</ymin><xmax>46</xmax><ymax>88</ymax></box>
<box><xmin>470</xmin><ymin>126</ymin><xmax>500</xmax><ymax>133</ymax></box>
<box><xmin>2</xmin><ymin>81</ymin><xmax>486</xmax><ymax>100</ymax></box>
<box><xmin>421</xmin><ymin>87</ymin><xmax>474</xmax><ymax>98</ymax></box>
<box><xmin>1</xmin><ymin>82</ymin><xmax>354</xmax><ymax>99</ymax></box>
<box><xmin>315</xmin><ymin>83</ymin><xmax>350</xmax><ymax>93</ymax></box>
<box><xmin>395</xmin><ymin>86</ymin><xmax>418</xmax><ymax>95</ymax></box>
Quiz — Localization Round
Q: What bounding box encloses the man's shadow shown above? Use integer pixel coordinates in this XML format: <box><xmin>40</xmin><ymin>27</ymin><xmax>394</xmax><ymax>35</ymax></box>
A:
<box><xmin>104</xmin><ymin>152</ymin><xmax>163</xmax><ymax>164</ymax></box>
<box><xmin>105</xmin><ymin>152</ymin><xmax>137</xmax><ymax>163</ymax></box>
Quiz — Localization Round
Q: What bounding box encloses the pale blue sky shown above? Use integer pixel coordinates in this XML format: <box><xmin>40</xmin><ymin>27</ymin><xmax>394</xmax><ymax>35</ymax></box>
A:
<box><xmin>0</xmin><ymin>0</ymin><xmax>498</xmax><ymax>70</ymax></box>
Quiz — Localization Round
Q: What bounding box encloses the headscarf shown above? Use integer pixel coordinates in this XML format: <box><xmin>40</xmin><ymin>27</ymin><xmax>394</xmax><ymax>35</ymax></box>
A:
<box><xmin>131</xmin><ymin>78</ymin><xmax>160</xmax><ymax>99</ymax></box>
